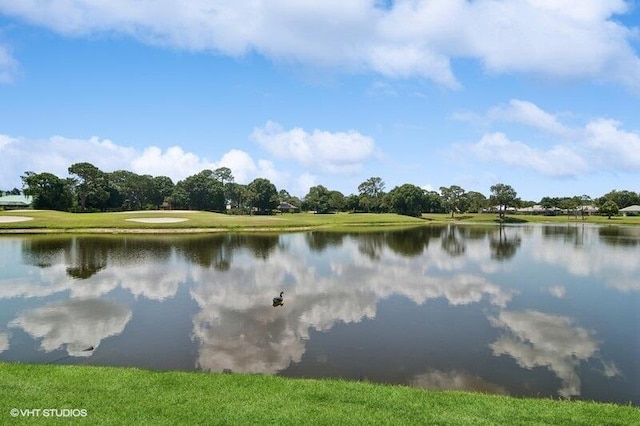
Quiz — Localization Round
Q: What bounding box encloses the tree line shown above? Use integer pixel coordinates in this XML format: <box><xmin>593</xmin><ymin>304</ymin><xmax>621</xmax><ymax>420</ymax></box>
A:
<box><xmin>5</xmin><ymin>163</ymin><xmax>639</xmax><ymax>217</ymax></box>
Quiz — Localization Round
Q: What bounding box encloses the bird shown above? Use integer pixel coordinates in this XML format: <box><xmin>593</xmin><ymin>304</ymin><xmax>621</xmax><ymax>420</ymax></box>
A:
<box><xmin>272</xmin><ymin>291</ymin><xmax>284</xmax><ymax>307</ymax></box>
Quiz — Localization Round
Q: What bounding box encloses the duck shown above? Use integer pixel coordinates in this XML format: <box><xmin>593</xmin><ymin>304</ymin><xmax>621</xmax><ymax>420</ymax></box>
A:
<box><xmin>272</xmin><ymin>291</ymin><xmax>284</xmax><ymax>306</ymax></box>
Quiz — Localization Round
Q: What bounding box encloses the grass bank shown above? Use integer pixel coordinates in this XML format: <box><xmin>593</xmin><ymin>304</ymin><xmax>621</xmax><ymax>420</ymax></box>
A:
<box><xmin>0</xmin><ymin>210</ymin><xmax>638</xmax><ymax>234</ymax></box>
<box><xmin>421</xmin><ymin>212</ymin><xmax>640</xmax><ymax>226</ymax></box>
<box><xmin>1</xmin><ymin>363</ymin><xmax>637</xmax><ymax>425</ymax></box>
<box><xmin>0</xmin><ymin>211</ymin><xmax>425</xmax><ymax>233</ymax></box>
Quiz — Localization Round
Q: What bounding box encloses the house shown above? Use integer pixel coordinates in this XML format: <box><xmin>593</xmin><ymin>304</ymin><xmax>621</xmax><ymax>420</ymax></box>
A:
<box><xmin>278</xmin><ymin>201</ymin><xmax>299</xmax><ymax>213</ymax></box>
<box><xmin>0</xmin><ymin>195</ymin><xmax>33</xmax><ymax>209</ymax></box>
<box><xmin>620</xmin><ymin>205</ymin><xmax>640</xmax><ymax>216</ymax></box>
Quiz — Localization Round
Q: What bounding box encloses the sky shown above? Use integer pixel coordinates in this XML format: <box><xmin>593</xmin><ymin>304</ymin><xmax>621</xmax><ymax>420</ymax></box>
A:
<box><xmin>0</xmin><ymin>0</ymin><xmax>639</xmax><ymax>201</ymax></box>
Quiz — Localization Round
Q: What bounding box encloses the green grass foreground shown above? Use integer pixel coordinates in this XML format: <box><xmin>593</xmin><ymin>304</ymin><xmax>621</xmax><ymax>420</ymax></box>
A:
<box><xmin>0</xmin><ymin>210</ymin><xmax>639</xmax><ymax>233</ymax></box>
<box><xmin>1</xmin><ymin>364</ymin><xmax>637</xmax><ymax>425</ymax></box>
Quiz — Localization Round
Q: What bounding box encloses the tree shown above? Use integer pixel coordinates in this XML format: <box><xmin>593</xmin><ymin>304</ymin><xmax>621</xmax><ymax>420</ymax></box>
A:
<box><xmin>151</xmin><ymin>176</ymin><xmax>174</xmax><ymax>209</ymax></box>
<box><xmin>329</xmin><ymin>190</ymin><xmax>345</xmax><ymax>212</ymax></box>
<box><xmin>466</xmin><ymin>191</ymin><xmax>487</xmax><ymax>214</ymax></box>
<box><xmin>175</xmin><ymin>170</ymin><xmax>225</xmax><ymax>211</ymax></box>
<box><xmin>109</xmin><ymin>170</ymin><xmax>145</xmax><ymax>210</ymax></box>
<box><xmin>344</xmin><ymin>194</ymin><xmax>361</xmax><ymax>212</ymax></box>
<box><xmin>388</xmin><ymin>184</ymin><xmax>424</xmax><ymax>217</ymax></box>
<box><xmin>304</xmin><ymin>185</ymin><xmax>328</xmax><ymax>213</ymax></box>
<box><xmin>21</xmin><ymin>171</ymin><xmax>73</xmax><ymax>211</ymax></box>
<box><xmin>439</xmin><ymin>185</ymin><xmax>466</xmax><ymax>218</ymax></box>
<box><xmin>247</xmin><ymin>178</ymin><xmax>278</xmax><ymax>214</ymax></box>
<box><xmin>598</xmin><ymin>190</ymin><xmax>639</xmax><ymax>209</ymax></box>
<box><xmin>600</xmin><ymin>199</ymin><xmax>619</xmax><ymax>219</ymax></box>
<box><xmin>68</xmin><ymin>162</ymin><xmax>110</xmax><ymax>210</ymax></box>
<box><xmin>490</xmin><ymin>183</ymin><xmax>517</xmax><ymax>219</ymax></box>
<box><xmin>225</xmin><ymin>183</ymin><xmax>247</xmax><ymax>211</ymax></box>
<box><xmin>212</xmin><ymin>167</ymin><xmax>234</xmax><ymax>186</ymax></box>
<box><xmin>304</xmin><ymin>185</ymin><xmax>338</xmax><ymax>214</ymax></box>
<box><xmin>358</xmin><ymin>177</ymin><xmax>385</xmax><ymax>212</ymax></box>
<box><xmin>423</xmin><ymin>191</ymin><xmax>444</xmax><ymax>213</ymax></box>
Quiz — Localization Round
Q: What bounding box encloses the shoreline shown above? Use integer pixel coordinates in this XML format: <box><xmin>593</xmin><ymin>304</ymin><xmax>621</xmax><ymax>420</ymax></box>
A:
<box><xmin>1</xmin><ymin>210</ymin><xmax>639</xmax><ymax>235</ymax></box>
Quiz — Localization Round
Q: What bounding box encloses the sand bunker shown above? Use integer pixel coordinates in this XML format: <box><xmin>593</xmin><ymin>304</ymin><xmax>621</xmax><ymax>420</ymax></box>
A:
<box><xmin>126</xmin><ymin>217</ymin><xmax>188</xmax><ymax>224</ymax></box>
<box><xmin>0</xmin><ymin>216</ymin><xmax>34</xmax><ymax>223</ymax></box>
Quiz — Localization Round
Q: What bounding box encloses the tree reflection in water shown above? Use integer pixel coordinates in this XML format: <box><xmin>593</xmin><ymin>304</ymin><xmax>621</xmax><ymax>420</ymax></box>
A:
<box><xmin>490</xmin><ymin>226</ymin><xmax>522</xmax><ymax>260</ymax></box>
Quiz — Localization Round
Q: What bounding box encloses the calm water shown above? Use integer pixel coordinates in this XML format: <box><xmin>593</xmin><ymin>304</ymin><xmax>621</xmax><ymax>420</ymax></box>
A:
<box><xmin>0</xmin><ymin>225</ymin><xmax>638</xmax><ymax>405</ymax></box>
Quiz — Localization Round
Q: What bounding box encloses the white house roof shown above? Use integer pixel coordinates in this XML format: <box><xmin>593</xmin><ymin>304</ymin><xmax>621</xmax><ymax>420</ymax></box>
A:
<box><xmin>0</xmin><ymin>195</ymin><xmax>33</xmax><ymax>206</ymax></box>
<box><xmin>620</xmin><ymin>205</ymin><xmax>640</xmax><ymax>212</ymax></box>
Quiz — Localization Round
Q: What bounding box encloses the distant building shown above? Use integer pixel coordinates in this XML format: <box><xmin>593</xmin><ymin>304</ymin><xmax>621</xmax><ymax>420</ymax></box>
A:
<box><xmin>278</xmin><ymin>201</ymin><xmax>299</xmax><ymax>213</ymax></box>
<box><xmin>620</xmin><ymin>205</ymin><xmax>640</xmax><ymax>216</ymax></box>
<box><xmin>0</xmin><ymin>195</ymin><xmax>33</xmax><ymax>209</ymax></box>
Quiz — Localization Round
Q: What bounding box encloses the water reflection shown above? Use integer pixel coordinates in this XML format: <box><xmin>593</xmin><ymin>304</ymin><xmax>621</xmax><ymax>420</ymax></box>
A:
<box><xmin>0</xmin><ymin>225</ymin><xmax>638</xmax><ymax>405</ymax></box>
<box><xmin>598</xmin><ymin>226</ymin><xmax>640</xmax><ymax>247</ymax></box>
<box><xmin>411</xmin><ymin>370</ymin><xmax>508</xmax><ymax>395</ymax></box>
<box><xmin>489</xmin><ymin>226</ymin><xmax>522</xmax><ymax>260</ymax></box>
<box><xmin>0</xmin><ymin>332</ymin><xmax>9</xmax><ymax>353</ymax></box>
<box><xmin>175</xmin><ymin>234</ymin><xmax>281</xmax><ymax>269</ymax></box>
<box><xmin>9</xmin><ymin>299</ymin><xmax>131</xmax><ymax>357</ymax></box>
<box><xmin>489</xmin><ymin>310</ymin><xmax>618</xmax><ymax>398</ymax></box>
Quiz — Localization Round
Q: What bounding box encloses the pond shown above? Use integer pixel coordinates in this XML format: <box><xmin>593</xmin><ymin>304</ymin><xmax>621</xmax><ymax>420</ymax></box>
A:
<box><xmin>0</xmin><ymin>224</ymin><xmax>638</xmax><ymax>405</ymax></box>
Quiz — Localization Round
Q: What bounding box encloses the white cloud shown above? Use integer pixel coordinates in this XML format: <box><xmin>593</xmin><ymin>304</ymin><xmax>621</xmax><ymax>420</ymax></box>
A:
<box><xmin>488</xmin><ymin>100</ymin><xmax>573</xmax><ymax>137</ymax></box>
<box><xmin>131</xmin><ymin>146</ymin><xmax>214</xmax><ymax>179</ymax></box>
<box><xmin>0</xmin><ymin>133</ymin><xmax>280</xmax><ymax>188</ymax></box>
<box><xmin>251</xmin><ymin>121</ymin><xmax>377</xmax><ymax>174</ymax></box>
<box><xmin>0</xmin><ymin>44</ymin><xmax>18</xmax><ymax>83</ymax></box>
<box><xmin>469</xmin><ymin>132</ymin><xmax>587</xmax><ymax>177</ymax></box>
<box><xmin>462</xmin><ymin>100</ymin><xmax>640</xmax><ymax>177</ymax></box>
<box><xmin>1</xmin><ymin>0</ymin><xmax>637</xmax><ymax>88</ymax></box>
<box><xmin>584</xmin><ymin>119</ymin><xmax>640</xmax><ymax>171</ymax></box>
<box><xmin>295</xmin><ymin>172</ymin><xmax>317</xmax><ymax>196</ymax></box>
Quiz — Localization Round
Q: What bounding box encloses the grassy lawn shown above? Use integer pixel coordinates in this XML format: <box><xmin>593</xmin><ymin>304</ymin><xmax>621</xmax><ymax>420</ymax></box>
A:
<box><xmin>0</xmin><ymin>210</ymin><xmax>638</xmax><ymax>233</ymax></box>
<box><xmin>421</xmin><ymin>212</ymin><xmax>640</xmax><ymax>226</ymax></box>
<box><xmin>0</xmin><ymin>211</ymin><xmax>425</xmax><ymax>232</ymax></box>
<box><xmin>1</xmin><ymin>363</ymin><xmax>637</xmax><ymax>425</ymax></box>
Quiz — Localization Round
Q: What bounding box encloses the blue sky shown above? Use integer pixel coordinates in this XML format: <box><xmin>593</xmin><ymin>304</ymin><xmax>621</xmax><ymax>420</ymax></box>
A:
<box><xmin>1</xmin><ymin>0</ymin><xmax>639</xmax><ymax>201</ymax></box>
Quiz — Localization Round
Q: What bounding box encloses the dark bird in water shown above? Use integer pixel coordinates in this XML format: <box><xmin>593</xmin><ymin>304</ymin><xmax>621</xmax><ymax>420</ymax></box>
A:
<box><xmin>272</xmin><ymin>291</ymin><xmax>284</xmax><ymax>307</ymax></box>
<box><xmin>82</xmin><ymin>346</ymin><xmax>94</xmax><ymax>352</ymax></box>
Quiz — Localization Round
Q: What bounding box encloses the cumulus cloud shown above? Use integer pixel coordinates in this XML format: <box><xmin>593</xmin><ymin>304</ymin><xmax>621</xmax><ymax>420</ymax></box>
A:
<box><xmin>488</xmin><ymin>100</ymin><xmax>573</xmax><ymax>137</ymax></box>
<box><xmin>584</xmin><ymin>119</ymin><xmax>640</xmax><ymax>171</ymax></box>
<box><xmin>1</xmin><ymin>0</ymin><xmax>637</xmax><ymax>88</ymax></box>
<box><xmin>0</xmin><ymin>133</ymin><xmax>282</xmax><ymax>189</ymax></box>
<box><xmin>461</xmin><ymin>100</ymin><xmax>640</xmax><ymax>176</ymax></box>
<box><xmin>469</xmin><ymin>132</ymin><xmax>587</xmax><ymax>177</ymax></box>
<box><xmin>251</xmin><ymin>121</ymin><xmax>377</xmax><ymax>174</ymax></box>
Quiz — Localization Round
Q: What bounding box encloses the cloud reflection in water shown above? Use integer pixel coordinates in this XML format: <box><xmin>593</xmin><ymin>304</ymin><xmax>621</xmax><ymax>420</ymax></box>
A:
<box><xmin>9</xmin><ymin>299</ymin><xmax>131</xmax><ymax>357</ymax></box>
<box><xmin>489</xmin><ymin>310</ymin><xmax>619</xmax><ymax>398</ymax></box>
